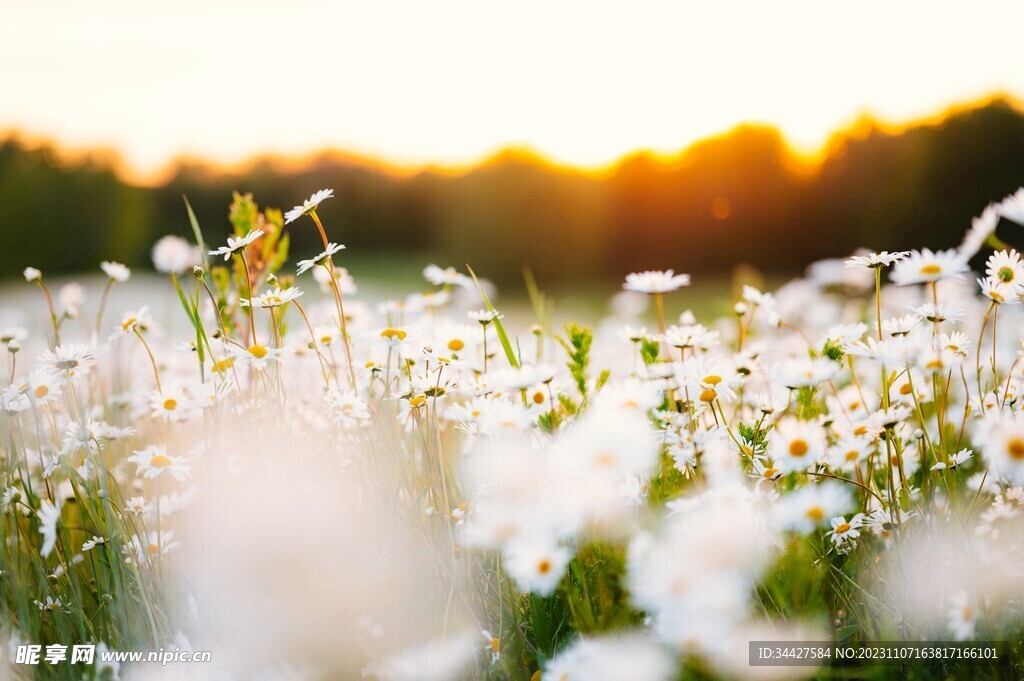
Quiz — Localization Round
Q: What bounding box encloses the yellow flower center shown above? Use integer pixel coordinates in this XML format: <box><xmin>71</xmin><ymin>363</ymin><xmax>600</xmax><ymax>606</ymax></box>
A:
<box><xmin>699</xmin><ymin>388</ymin><xmax>717</xmax><ymax>402</ymax></box>
<box><xmin>213</xmin><ymin>358</ymin><xmax>234</xmax><ymax>373</ymax></box>
<box><xmin>122</xmin><ymin>317</ymin><xmax>137</xmax><ymax>331</ymax></box>
<box><xmin>845</xmin><ymin>450</ymin><xmax>859</xmax><ymax>461</ymax></box>
<box><xmin>163</xmin><ymin>399</ymin><xmax>177</xmax><ymax>411</ymax></box>
<box><xmin>149</xmin><ymin>543</ymin><xmax>160</xmax><ymax>555</ymax></box>
<box><xmin>265</xmin><ymin>295</ymin><xmax>282</xmax><ymax>305</ymax></box>
<box><xmin>490</xmin><ymin>637</ymin><xmax>500</xmax><ymax>654</ymax></box>
<box><xmin>1007</xmin><ymin>438</ymin><xmax>1024</xmax><ymax>460</ymax></box>
<box><xmin>150</xmin><ymin>454</ymin><xmax>173</xmax><ymax>468</ymax></box>
<box><xmin>835</xmin><ymin>522</ymin><xmax>851</xmax><ymax>534</ymax></box>
<box><xmin>920</xmin><ymin>263</ymin><xmax>942</xmax><ymax>275</ymax></box>
<box><xmin>763</xmin><ymin>467</ymin><xmax>778</xmax><ymax>478</ymax></box>
<box><xmin>248</xmin><ymin>344</ymin><xmax>268</xmax><ymax>359</ymax></box>
<box><xmin>704</xmin><ymin>374</ymin><xmax>722</xmax><ymax>385</ymax></box>
<box><xmin>34</xmin><ymin>385</ymin><xmax>49</xmax><ymax>398</ymax></box>
<box><xmin>448</xmin><ymin>339</ymin><xmax>465</xmax><ymax>352</ymax></box>
<box><xmin>537</xmin><ymin>560</ymin><xmax>551</xmax><ymax>574</ymax></box>
<box><xmin>789</xmin><ymin>439</ymin><xmax>809</xmax><ymax>457</ymax></box>
<box><xmin>899</xmin><ymin>383</ymin><xmax>913</xmax><ymax>395</ymax></box>
<box><xmin>381</xmin><ymin>328</ymin><xmax>407</xmax><ymax>341</ymax></box>
<box><xmin>532</xmin><ymin>391</ymin><xmax>546</xmax><ymax>404</ymax></box>
<box><xmin>806</xmin><ymin>506</ymin><xmax>824</xmax><ymax>521</ymax></box>
<box><xmin>409</xmin><ymin>396</ymin><xmax>426</xmax><ymax>408</ymax></box>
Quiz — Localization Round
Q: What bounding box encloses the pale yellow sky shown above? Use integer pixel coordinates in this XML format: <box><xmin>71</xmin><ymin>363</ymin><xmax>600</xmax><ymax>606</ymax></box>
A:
<box><xmin>2</xmin><ymin>0</ymin><xmax>1023</xmax><ymax>179</ymax></box>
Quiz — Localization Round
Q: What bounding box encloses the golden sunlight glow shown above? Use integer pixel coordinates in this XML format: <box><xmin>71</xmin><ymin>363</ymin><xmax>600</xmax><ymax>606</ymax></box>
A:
<box><xmin>2</xmin><ymin>0</ymin><xmax>1023</xmax><ymax>181</ymax></box>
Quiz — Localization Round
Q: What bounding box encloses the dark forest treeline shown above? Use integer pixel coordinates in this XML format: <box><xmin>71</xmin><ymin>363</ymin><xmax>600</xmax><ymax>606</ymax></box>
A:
<box><xmin>3</xmin><ymin>99</ymin><xmax>1023</xmax><ymax>284</ymax></box>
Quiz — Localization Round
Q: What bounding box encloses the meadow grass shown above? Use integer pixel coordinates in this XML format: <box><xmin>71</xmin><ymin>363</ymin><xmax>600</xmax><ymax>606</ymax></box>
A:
<box><xmin>3</xmin><ymin>190</ymin><xmax>1024</xmax><ymax>680</ymax></box>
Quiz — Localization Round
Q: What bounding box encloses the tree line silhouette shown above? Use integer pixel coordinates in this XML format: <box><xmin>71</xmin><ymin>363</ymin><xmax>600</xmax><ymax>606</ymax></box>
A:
<box><xmin>2</xmin><ymin>98</ymin><xmax>1023</xmax><ymax>284</ymax></box>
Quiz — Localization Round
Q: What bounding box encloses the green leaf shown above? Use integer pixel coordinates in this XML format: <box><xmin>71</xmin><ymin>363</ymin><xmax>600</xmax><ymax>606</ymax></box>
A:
<box><xmin>183</xmin><ymin>195</ymin><xmax>208</xmax><ymax>270</ymax></box>
<box><xmin>522</xmin><ymin>266</ymin><xmax>552</xmax><ymax>333</ymax></box>
<box><xmin>639</xmin><ymin>338</ymin><xmax>660</xmax><ymax>365</ymax></box>
<box><xmin>466</xmin><ymin>265</ymin><xmax>519</xmax><ymax>368</ymax></box>
<box><xmin>557</xmin><ymin>323</ymin><xmax>594</xmax><ymax>396</ymax></box>
<box><xmin>836</xmin><ymin>624</ymin><xmax>860</xmax><ymax>641</ymax></box>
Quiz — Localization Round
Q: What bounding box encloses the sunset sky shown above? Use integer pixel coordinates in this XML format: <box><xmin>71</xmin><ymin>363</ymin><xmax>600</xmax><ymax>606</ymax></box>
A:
<box><xmin>3</xmin><ymin>0</ymin><xmax>1023</xmax><ymax>181</ymax></box>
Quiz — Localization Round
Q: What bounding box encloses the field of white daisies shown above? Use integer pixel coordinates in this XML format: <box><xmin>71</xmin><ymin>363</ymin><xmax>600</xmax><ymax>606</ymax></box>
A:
<box><xmin>4</xmin><ymin>187</ymin><xmax>1024</xmax><ymax>680</ymax></box>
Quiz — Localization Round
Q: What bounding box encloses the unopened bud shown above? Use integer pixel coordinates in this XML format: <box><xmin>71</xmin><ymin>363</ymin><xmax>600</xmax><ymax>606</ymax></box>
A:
<box><xmin>7</xmin><ymin>340</ymin><xmax>19</xmax><ymax>354</ymax></box>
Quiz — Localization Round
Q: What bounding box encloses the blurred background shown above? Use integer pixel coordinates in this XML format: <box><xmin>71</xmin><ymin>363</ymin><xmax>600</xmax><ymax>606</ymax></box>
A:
<box><xmin>2</xmin><ymin>0</ymin><xmax>1024</xmax><ymax>291</ymax></box>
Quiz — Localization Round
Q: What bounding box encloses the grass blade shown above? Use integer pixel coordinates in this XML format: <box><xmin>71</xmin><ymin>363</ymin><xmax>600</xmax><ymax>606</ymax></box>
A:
<box><xmin>466</xmin><ymin>264</ymin><xmax>519</xmax><ymax>368</ymax></box>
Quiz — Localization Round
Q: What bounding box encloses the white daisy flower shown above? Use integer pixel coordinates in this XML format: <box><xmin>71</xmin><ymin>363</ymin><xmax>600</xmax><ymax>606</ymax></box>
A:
<box><xmin>880</xmin><ymin>314</ymin><xmax>919</xmax><ymax>337</ymax></box>
<box><xmin>780</xmin><ymin>482</ymin><xmax>854</xmax><ymax>534</ymax></box>
<box><xmin>975</xmin><ymin>414</ymin><xmax>1024</xmax><ymax>485</ymax></box>
<box><xmin>468</xmin><ymin>309</ymin><xmax>503</xmax><ymax>324</ymax></box>
<box><xmin>946</xmin><ymin>590</ymin><xmax>978</xmax><ymax>641</ymax></box>
<box><xmin>100</xmin><ymin>261</ymin><xmax>131</xmax><ymax>283</ymax></box>
<box><xmin>939</xmin><ymin>331</ymin><xmax>971</xmax><ymax>358</ymax></box>
<box><xmin>890</xmin><ymin>248</ymin><xmax>969</xmax><ymax>285</ymax></box>
<box><xmin>502</xmin><ymin>538</ymin><xmax>571</xmax><ymax>596</ymax></box>
<box><xmin>910</xmin><ymin>303</ymin><xmax>964</xmax><ymax>325</ymax></box>
<box><xmin>977</xmin><ymin>277</ymin><xmax>1018</xmax><ymax>305</ymax></box>
<box><xmin>844</xmin><ymin>251</ymin><xmax>910</xmax><ymax>269</ymax></box>
<box><xmin>208</xmin><ymin>229</ymin><xmax>264</xmax><ymax>261</ymax></box>
<box><xmin>985</xmin><ymin>249</ymin><xmax>1024</xmax><ymax>291</ymax></box>
<box><xmin>931</xmin><ymin>448</ymin><xmax>974</xmax><ymax>471</ymax></box>
<box><xmin>296</xmin><ymin>242</ymin><xmax>345</xmax><ymax>275</ymax></box>
<box><xmin>240</xmin><ymin>286</ymin><xmax>304</xmax><ymax>309</ymax></box>
<box><xmin>826</xmin><ymin>513</ymin><xmax>864</xmax><ymax>546</ymax></box>
<box><xmin>325</xmin><ymin>388</ymin><xmax>371</xmax><ymax>427</ymax></box>
<box><xmin>623</xmin><ymin>270</ymin><xmax>691</xmax><ymax>294</ymax></box>
<box><xmin>124</xmin><ymin>496</ymin><xmax>150</xmax><ymax>516</ymax></box>
<box><xmin>82</xmin><ymin>536</ymin><xmax>107</xmax><ymax>551</ymax></box>
<box><xmin>661</xmin><ymin>324</ymin><xmax>718</xmax><ymax>350</ymax></box>
<box><xmin>152</xmin><ymin>235</ymin><xmax>201</xmax><ymax>273</ymax></box>
<box><xmin>423</xmin><ymin>264</ymin><xmax>471</xmax><ymax>288</ymax></box>
<box><xmin>38</xmin><ymin>344</ymin><xmax>97</xmax><ymax>378</ymax></box>
<box><xmin>998</xmin><ymin>186</ymin><xmax>1024</xmax><ymax>225</ymax></box>
<box><xmin>34</xmin><ymin>596</ymin><xmax>68</xmax><ymax>613</ymax></box>
<box><xmin>123</xmin><ymin>531</ymin><xmax>181</xmax><ymax>565</ymax></box>
<box><xmin>543</xmin><ymin>634</ymin><xmax>674</xmax><ymax>681</ymax></box>
<box><xmin>227</xmin><ymin>343</ymin><xmax>289</xmax><ymax>370</ymax></box>
<box><xmin>37</xmin><ymin>500</ymin><xmax>61</xmax><ymax>558</ymax></box>
<box><xmin>770</xmin><ymin>418</ymin><xmax>825</xmax><ymax>473</ymax></box>
<box><xmin>128</xmin><ymin>446</ymin><xmax>191</xmax><ymax>481</ymax></box>
<box><xmin>284</xmin><ymin>188</ymin><xmax>334</xmax><ymax>224</ymax></box>
<box><xmin>151</xmin><ymin>388</ymin><xmax>196</xmax><ymax>422</ymax></box>
<box><xmin>960</xmin><ymin>203</ymin><xmax>1000</xmax><ymax>258</ymax></box>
